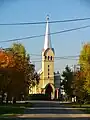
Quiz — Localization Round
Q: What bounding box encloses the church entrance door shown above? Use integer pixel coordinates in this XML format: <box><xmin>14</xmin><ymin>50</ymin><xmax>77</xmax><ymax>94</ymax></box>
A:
<box><xmin>45</xmin><ymin>84</ymin><xmax>53</xmax><ymax>100</ymax></box>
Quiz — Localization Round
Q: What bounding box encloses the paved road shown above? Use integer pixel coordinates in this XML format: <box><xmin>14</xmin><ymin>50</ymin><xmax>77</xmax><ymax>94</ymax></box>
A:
<box><xmin>15</xmin><ymin>101</ymin><xmax>90</xmax><ymax>120</ymax></box>
<box><xmin>7</xmin><ymin>101</ymin><xmax>90</xmax><ymax>120</ymax></box>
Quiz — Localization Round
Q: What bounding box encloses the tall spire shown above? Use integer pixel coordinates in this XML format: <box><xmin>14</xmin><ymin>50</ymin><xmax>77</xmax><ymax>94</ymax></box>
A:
<box><xmin>44</xmin><ymin>15</ymin><xmax>52</xmax><ymax>50</ymax></box>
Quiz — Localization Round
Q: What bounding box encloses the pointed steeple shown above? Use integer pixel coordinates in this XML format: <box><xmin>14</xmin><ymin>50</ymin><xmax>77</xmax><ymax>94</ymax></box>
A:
<box><xmin>44</xmin><ymin>15</ymin><xmax>52</xmax><ymax>50</ymax></box>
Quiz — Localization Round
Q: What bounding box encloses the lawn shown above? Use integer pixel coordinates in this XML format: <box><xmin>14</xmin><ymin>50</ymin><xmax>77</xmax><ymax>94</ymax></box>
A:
<box><xmin>62</xmin><ymin>102</ymin><xmax>90</xmax><ymax>113</ymax></box>
<box><xmin>0</xmin><ymin>102</ymin><xmax>32</xmax><ymax>118</ymax></box>
<box><xmin>62</xmin><ymin>102</ymin><xmax>90</xmax><ymax>107</ymax></box>
<box><xmin>0</xmin><ymin>106</ymin><xmax>24</xmax><ymax>120</ymax></box>
<box><xmin>0</xmin><ymin>106</ymin><xmax>24</xmax><ymax>114</ymax></box>
<box><xmin>82</xmin><ymin>108</ymin><xmax>90</xmax><ymax>113</ymax></box>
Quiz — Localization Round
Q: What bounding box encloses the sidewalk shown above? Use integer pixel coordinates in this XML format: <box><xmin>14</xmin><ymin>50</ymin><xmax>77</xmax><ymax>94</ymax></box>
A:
<box><xmin>0</xmin><ymin>113</ymin><xmax>90</xmax><ymax>119</ymax></box>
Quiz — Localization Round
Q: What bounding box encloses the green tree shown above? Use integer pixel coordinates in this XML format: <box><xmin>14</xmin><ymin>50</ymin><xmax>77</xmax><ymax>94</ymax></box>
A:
<box><xmin>9</xmin><ymin>43</ymin><xmax>40</xmax><ymax>99</ymax></box>
<box><xmin>61</xmin><ymin>65</ymin><xmax>74</xmax><ymax>100</ymax></box>
<box><xmin>11</xmin><ymin>43</ymin><xmax>26</xmax><ymax>58</ymax></box>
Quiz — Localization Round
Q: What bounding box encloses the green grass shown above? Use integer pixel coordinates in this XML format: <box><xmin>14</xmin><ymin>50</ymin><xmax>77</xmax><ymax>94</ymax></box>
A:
<box><xmin>62</xmin><ymin>102</ymin><xmax>90</xmax><ymax>108</ymax></box>
<box><xmin>82</xmin><ymin>108</ymin><xmax>90</xmax><ymax>114</ymax></box>
<box><xmin>69</xmin><ymin>104</ymin><xmax>90</xmax><ymax>108</ymax></box>
<box><xmin>0</xmin><ymin>102</ymin><xmax>32</xmax><ymax>107</ymax></box>
<box><xmin>0</xmin><ymin>102</ymin><xmax>32</xmax><ymax>118</ymax></box>
<box><xmin>0</xmin><ymin>117</ymin><xmax>17</xmax><ymax>120</ymax></box>
<box><xmin>63</xmin><ymin>102</ymin><xmax>90</xmax><ymax>113</ymax></box>
<box><xmin>0</xmin><ymin>107</ymin><xmax>23</xmax><ymax>120</ymax></box>
<box><xmin>0</xmin><ymin>106</ymin><xmax>24</xmax><ymax>114</ymax></box>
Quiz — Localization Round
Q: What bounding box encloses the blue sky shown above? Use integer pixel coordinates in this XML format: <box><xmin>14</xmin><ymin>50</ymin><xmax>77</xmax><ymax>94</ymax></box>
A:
<box><xmin>0</xmin><ymin>0</ymin><xmax>90</xmax><ymax>72</ymax></box>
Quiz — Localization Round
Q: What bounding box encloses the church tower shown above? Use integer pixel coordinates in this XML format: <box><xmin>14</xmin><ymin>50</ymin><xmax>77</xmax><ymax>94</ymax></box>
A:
<box><xmin>41</xmin><ymin>16</ymin><xmax>55</xmax><ymax>99</ymax></box>
<box><xmin>29</xmin><ymin>16</ymin><xmax>55</xmax><ymax>99</ymax></box>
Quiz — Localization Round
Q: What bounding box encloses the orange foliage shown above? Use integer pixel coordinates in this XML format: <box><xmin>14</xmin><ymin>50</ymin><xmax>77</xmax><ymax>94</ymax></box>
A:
<box><xmin>75</xmin><ymin>71</ymin><xmax>85</xmax><ymax>80</ymax></box>
<box><xmin>0</xmin><ymin>50</ymin><xmax>15</xmax><ymax>68</ymax></box>
<box><xmin>0</xmin><ymin>49</ymin><xmax>27</xmax><ymax>72</ymax></box>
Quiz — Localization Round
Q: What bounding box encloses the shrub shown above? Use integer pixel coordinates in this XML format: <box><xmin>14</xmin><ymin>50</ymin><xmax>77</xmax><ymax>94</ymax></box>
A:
<box><xmin>27</xmin><ymin>94</ymin><xmax>49</xmax><ymax>100</ymax></box>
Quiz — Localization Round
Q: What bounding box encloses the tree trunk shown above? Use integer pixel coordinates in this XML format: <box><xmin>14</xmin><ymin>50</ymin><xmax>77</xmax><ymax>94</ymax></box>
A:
<box><xmin>6</xmin><ymin>94</ymin><xmax>8</xmax><ymax>104</ymax></box>
<box><xmin>1</xmin><ymin>92</ymin><xmax>4</xmax><ymax>104</ymax></box>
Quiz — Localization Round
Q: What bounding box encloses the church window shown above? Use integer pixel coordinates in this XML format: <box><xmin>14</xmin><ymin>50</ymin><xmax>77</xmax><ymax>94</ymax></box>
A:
<box><xmin>51</xmin><ymin>56</ymin><xmax>52</xmax><ymax>60</ymax></box>
<box><xmin>48</xmin><ymin>56</ymin><xmax>49</xmax><ymax>60</ymax></box>
<box><xmin>48</xmin><ymin>75</ymin><xmax>49</xmax><ymax>78</ymax></box>
<box><xmin>45</xmin><ymin>56</ymin><xmax>47</xmax><ymax>59</ymax></box>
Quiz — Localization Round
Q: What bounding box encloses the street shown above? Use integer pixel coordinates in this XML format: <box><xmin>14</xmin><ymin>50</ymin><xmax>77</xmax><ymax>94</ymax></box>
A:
<box><xmin>15</xmin><ymin>101</ymin><xmax>90</xmax><ymax>120</ymax></box>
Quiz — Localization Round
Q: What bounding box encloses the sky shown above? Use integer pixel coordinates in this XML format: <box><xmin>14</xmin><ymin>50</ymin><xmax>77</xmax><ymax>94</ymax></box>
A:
<box><xmin>0</xmin><ymin>0</ymin><xmax>90</xmax><ymax>72</ymax></box>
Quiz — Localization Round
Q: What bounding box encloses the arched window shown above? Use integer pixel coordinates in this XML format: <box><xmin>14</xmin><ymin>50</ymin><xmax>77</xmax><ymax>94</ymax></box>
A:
<box><xmin>48</xmin><ymin>65</ymin><xmax>49</xmax><ymax>71</ymax></box>
<box><xmin>48</xmin><ymin>56</ymin><xmax>49</xmax><ymax>60</ymax></box>
<box><xmin>48</xmin><ymin>72</ymin><xmax>49</xmax><ymax>78</ymax></box>
<box><xmin>48</xmin><ymin>75</ymin><xmax>49</xmax><ymax>78</ymax></box>
<box><xmin>51</xmin><ymin>56</ymin><xmax>52</xmax><ymax>60</ymax></box>
<box><xmin>45</xmin><ymin>56</ymin><xmax>47</xmax><ymax>60</ymax></box>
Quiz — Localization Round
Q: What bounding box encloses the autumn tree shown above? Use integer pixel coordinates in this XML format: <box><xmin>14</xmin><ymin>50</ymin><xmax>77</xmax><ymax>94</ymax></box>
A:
<box><xmin>0</xmin><ymin>43</ymin><xmax>40</xmax><ymax>102</ymax></box>
<box><xmin>72</xmin><ymin>70</ymin><xmax>87</xmax><ymax>102</ymax></box>
<box><xmin>10</xmin><ymin>43</ymin><xmax>40</xmax><ymax>93</ymax></box>
<box><xmin>0</xmin><ymin>49</ymin><xmax>15</xmax><ymax>103</ymax></box>
<box><xmin>79</xmin><ymin>43</ymin><xmax>90</xmax><ymax>95</ymax></box>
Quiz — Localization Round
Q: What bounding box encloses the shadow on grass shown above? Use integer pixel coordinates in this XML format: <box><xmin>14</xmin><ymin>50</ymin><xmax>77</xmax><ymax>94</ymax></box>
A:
<box><xmin>82</xmin><ymin>108</ymin><xmax>90</xmax><ymax>114</ymax></box>
<box><xmin>62</xmin><ymin>102</ymin><xmax>90</xmax><ymax>113</ymax></box>
<box><xmin>0</xmin><ymin>102</ymin><xmax>33</xmax><ymax>116</ymax></box>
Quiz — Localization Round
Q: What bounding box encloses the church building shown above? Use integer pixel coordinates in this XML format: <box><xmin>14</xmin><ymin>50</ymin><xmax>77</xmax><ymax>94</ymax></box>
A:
<box><xmin>29</xmin><ymin>16</ymin><xmax>60</xmax><ymax>100</ymax></box>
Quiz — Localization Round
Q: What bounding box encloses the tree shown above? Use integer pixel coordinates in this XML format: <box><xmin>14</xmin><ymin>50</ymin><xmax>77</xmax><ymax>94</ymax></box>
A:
<box><xmin>7</xmin><ymin>43</ymin><xmax>40</xmax><ymax>99</ymax></box>
<box><xmin>79</xmin><ymin>43</ymin><xmax>90</xmax><ymax>95</ymax></box>
<box><xmin>0</xmin><ymin>49</ymin><xmax>15</xmax><ymax>103</ymax></box>
<box><xmin>0</xmin><ymin>43</ymin><xmax>40</xmax><ymax>102</ymax></box>
<box><xmin>61</xmin><ymin>65</ymin><xmax>74</xmax><ymax>100</ymax></box>
<box><xmin>11</xmin><ymin>43</ymin><xmax>26</xmax><ymax>58</ymax></box>
<box><xmin>72</xmin><ymin>70</ymin><xmax>87</xmax><ymax>103</ymax></box>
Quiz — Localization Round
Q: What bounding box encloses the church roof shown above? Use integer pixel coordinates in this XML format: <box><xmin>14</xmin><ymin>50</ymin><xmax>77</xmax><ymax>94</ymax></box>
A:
<box><xmin>44</xmin><ymin>15</ymin><xmax>52</xmax><ymax>50</ymax></box>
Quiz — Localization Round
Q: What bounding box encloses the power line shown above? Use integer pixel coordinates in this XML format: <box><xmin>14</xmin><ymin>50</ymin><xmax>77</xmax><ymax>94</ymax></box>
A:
<box><xmin>30</xmin><ymin>53</ymin><xmax>79</xmax><ymax>58</ymax></box>
<box><xmin>30</xmin><ymin>55</ymin><xmax>80</xmax><ymax>62</ymax></box>
<box><xmin>30</xmin><ymin>54</ymin><xmax>79</xmax><ymax>58</ymax></box>
<box><xmin>0</xmin><ymin>48</ymin><xmax>80</xmax><ymax>59</ymax></box>
<box><xmin>31</xmin><ymin>57</ymin><xmax>79</xmax><ymax>62</ymax></box>
<box><xmin>31</xmin><ymin>58</ymin><xmax>78</xmax><ymax>61</ymax></box>
<box><xmin>0</xmin><ymin>25</ymin><xmax>90</xmax><ymax>43</ymax></box>
<box><xmin>31</xmin><ymin>59</ymin><xmax>78</xmax><ymax>63</ymax></box>
<box><xmin>0</xmin><ymin>17</ymin><xmax>90</xmax><ymax>26</ymax></box>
